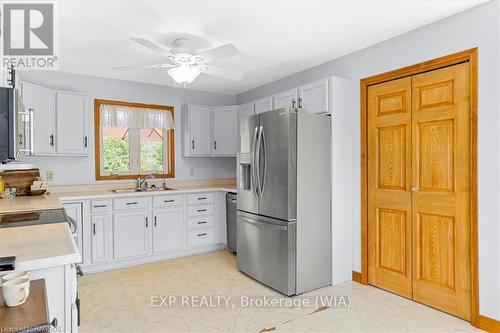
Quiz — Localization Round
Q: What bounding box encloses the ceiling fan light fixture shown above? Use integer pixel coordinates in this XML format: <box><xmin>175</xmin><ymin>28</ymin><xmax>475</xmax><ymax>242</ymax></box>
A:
<box><xmin>167</xmin><ymin>64</ymin><xmax>200</xmax><ymax>86</ymax></box>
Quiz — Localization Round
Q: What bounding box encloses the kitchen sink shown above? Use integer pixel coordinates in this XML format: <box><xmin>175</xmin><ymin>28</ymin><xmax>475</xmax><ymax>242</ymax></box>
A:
<box><xmin>111</xmin><ymin>187</ymin><xmax>175</xmax><ymax>193</ymax></box>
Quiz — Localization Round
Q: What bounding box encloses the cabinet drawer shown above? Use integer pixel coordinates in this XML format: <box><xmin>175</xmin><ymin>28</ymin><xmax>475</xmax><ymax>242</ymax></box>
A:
<box><xmin>187</xmin><ymin>204</ymin><xmax>214</xmax><ymax>217</ymax></box>
<box><xmin>187</xmin><ymin>193</ymin><xmax>214</xmax><ymax>205</ymax></box>
<box><xmin>153</xmin><ymin>194</ymin><xmax>184</xmax><ymax>208</ymax></box>
<box><xmin>91</xmin><ymin>200</ymin><xmax>110</xmax><ymax>213</ymax></box>
<box><xmin>113</xmin><ymin>197</ymin><xmax>148</xmax><ymax>210</ymax></box>
<box><xmin>188</xmin><ymin>228</ymin><xmax>214</xmax><ymax>247</ymax></box>
<box><xmin>187</xmin><ymin>216</ymin><xmax>214</xmax><ymax>229</ymax></box>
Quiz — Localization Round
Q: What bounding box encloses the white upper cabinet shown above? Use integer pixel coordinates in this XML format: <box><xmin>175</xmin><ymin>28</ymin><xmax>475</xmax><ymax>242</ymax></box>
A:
<box><xmin>297</xmin><ymin>78</ymin><xmax>329</xmax><ymax>114</ymax></box>
<box><xmin>182</xmin><ymin>104</ymin><xmax>238</xmax><ymax>157</ymax></box>
<box><xmin>56</xmin><ymin>92</ymin><xmax>88</xmax><ymax>155</ymax></box>
<box><xmin>213</xmin><ymin>106</ymin><xmax>238</xmax><ymax>156</ymax></box>
<box><xmin>254</xmin><ymin>96</ymin><xmax>273</xmax><ymax>114</ymax></box>
<box><xmin>22</xmin><ymin>82</ymin><xmax>55</xmax><ymax>155</ymax></box>
<box><xmin>21</xmin><ymin>81</ymin><xmax>88</xmax><ymax>156</ymax></box>
<box><xmin>238</xmin><ymin>102</ymin><xmax>254</xmax><ymax>120</ymax></box>
<box><xmin>187</xmin><ymin>104</ymin><xmax>213</xmax><ymax>156</ymax></box>
<box><xmin>273</xmin><ymin>88</ymin><xmax>297</xmax><ymax>110</ymax></box>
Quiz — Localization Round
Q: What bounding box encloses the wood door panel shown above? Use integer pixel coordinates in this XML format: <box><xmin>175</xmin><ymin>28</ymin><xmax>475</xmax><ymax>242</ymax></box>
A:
<box><xmin>377</xmin><ymin>208</ymin><xmax>407</xmax><ymax>275</ymax></box>
<box><xmin>368</xmin><ymin>77</ymin><xmax>412</xmax><ymax>298</ymax></box>
<box><xmin>411</xmin><ymin>63</ymin><xmax>470</xmax><ymax>320</ymax></box>
<box><xmin>416</xmin><ymin>80</ymin><xmax>455</xmax><ymax>110</ymax></box>
<box><xmin>417</xmin><ymin>119</ymin><xmax>454</xmax><ymax>192</ymax></box>
<box><xmin>415</xmin><ymin>213</ymin><xmax>455</xmax><ymax>289</ymax></box>
<box><xmin>377</xmin><ymin>90</ymin><xmax>408</xmax><ymax>116</ymax></box>
<box><xmin>378</xmin><ymin>125</ymin><xmax>407</xmax><ymax>190</ymax></box>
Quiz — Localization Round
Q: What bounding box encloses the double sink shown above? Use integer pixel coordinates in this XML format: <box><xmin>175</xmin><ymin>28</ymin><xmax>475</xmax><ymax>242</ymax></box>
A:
<box><xmin>111</xmin><ymin>187</ymin><xmax>175</xmax><ymax>194</ymax></box>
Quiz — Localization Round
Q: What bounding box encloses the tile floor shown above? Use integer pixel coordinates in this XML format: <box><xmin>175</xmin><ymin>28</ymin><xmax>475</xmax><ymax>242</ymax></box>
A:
<box><xmin>78</xmin><ymin>251</ymin><xmax>482</xmax><ymax>333</ymax></box>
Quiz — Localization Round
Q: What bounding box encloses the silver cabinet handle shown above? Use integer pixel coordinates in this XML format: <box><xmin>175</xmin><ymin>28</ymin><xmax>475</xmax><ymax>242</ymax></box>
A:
<box><xmin>93</xmin><ymin>205</ymin><xmax>107</xmax><ymax>208</ymax></box>
<box><xmin>126</xmin><ymin>202</ymin><xmax>138</xmax><ymax>205</ymax></box>
<box><xmin>164</xmin><ymin>199</ymin><xmax>175</xmax><ymax>203</ymax></box>
<box><xmin>411</xmin><ymin>187</ymin><xmax>418</xmax><ymax>193</ymax></box>
<box><xmin>298</xmin><ymin>97</ymin><xmax>303</xmax><ymax>108</ymax></box>
<box><xmin>145</xmin><ymin>217</ymin><xmax>148</xmax><ymax>228</ymax></box>
<box><xmin>197</xmin><ymin>221</ymin><xmax>207</xmax><ymax>225</ymax></box>
<box><xmin>197</xmin><ymin>233</ymin><xmax>207</xmax><ymax>237</ymax></box>
<box><xmin>197</xmin><ymin>209</ymin><xmax>207</xmax><ymax>213</ymax></box>
<box><xmin>50</xmin><ymin>134</ymin><xmax>55</xmax><ymax>146</ymax></box>
<box><xmin>197</xmin><ymin>197</ymin><xmax>207</xmax><ymax>200</ymax></box>
<box><xmin>214</xmin><ymin>141</ymin><xmax>217</xmax><ymax>150</ymax></box>
<box><xmin>154</xmin><ymin>216</ymin><xmax>157</xmax><ymax>227</ymax></box>
<box><xmin>84</xmin><ymin>136</ymin><xmax>88</xmax><ymax>148</ymax></box>
<box><xmin>260</xmin><ymin>126</ymin><xmax>267</xmax><ymax>198</ymax></box>
<box><xmin>251</xmin><ymin>126</ymin><xmax>259</xmax><ymax>197</ymax></box>
<box><xmin>291</xmin><ymin>99</ymin><xmax>296</xmax><ymax>109</ymax></box>
<box><xmin>256</xmin><ymin>125</ymin><xmax>264</xmax><ymax>197</ymax></box>
<box><xmin>92</xmin><ymin>223</ymin><xmax>96</xmax><ymax>235</ymax></box>
<box><xmin>239</xmin><ymin>215</ymin><xmax>288</xmax><ymax>231</ymax></box>
<box><xmin>191</xmin><ymin>140</ymin><xmax>195</xmax><ymax>150</ymax></box>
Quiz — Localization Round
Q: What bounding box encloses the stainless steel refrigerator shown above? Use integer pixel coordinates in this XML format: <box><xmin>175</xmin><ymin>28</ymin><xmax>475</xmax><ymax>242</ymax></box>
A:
<box><xmin>237</xmin><ymin>107</ymin><xmax>331</xmax><ymax>296</ymax></box>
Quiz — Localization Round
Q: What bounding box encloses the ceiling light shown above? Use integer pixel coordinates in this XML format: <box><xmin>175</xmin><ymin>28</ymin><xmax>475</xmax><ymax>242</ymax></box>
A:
<box><xmin>167</xmin><ymin>65</ymin><xmax>200</xmax><ymax>86</ymax></box>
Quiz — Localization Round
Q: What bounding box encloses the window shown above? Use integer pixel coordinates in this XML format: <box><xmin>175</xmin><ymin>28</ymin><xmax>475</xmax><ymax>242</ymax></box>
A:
<box><xmin>95</xmin><ymin>99</ymin><xmax>175</xmax><ymax>180</ymax></box>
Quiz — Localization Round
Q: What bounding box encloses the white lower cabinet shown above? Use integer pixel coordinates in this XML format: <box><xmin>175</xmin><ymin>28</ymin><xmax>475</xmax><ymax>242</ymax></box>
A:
<box><xmin>90</xmin><ymin>214</ymin><xmax>110</xmax><ymax>264</ymax></box>
<box><xmin>71</xmin><ymin>191</ymin><xmax>227</xmax><ymax>273</ymax></box>
<box><xmin>152</xmin><ymin>208</ymin><xmax>185</xmax><ymax>253</ymax></box>
<box><xmin>113</xmin><ymin>210</ymin><xmax>149</xmax><ymax>259</ymax></box>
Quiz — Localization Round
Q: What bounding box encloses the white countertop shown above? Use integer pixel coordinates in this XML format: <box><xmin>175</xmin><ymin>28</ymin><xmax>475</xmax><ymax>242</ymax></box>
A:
<box><xmin>0</xmin><ymin>222</ymin><xmax>81</xmax><ymax>271</ymax></box>
<box><xmin>55</xmin><ymin>185</ymin><xmax>237</xmax><ymax>202</ymax></box>
<box><xmin>0</xmin><ymin>182</ymin><xmax>236</xmax><ymax>213</ymax></box>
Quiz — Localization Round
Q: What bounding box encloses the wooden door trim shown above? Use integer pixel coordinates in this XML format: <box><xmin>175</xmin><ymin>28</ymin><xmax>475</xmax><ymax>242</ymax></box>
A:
<box><xmin>360</xmin><ymin>48</ymin><xmax>479</xmax><ymax>326</ymax></box>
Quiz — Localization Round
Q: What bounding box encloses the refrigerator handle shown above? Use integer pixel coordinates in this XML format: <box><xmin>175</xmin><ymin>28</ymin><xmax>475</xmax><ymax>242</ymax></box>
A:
<box><xmin>256</xmin><ymin>125</ymin><xmax>263</xmax><ymax>197</ymax></box>
<box><xmin>260</xmin><ymin>126</ymin><xmax>267</xmax><ymax>198</ymax></box>
<box><xmin>251</xmin><ymin>126</ymin><xmax>259</xmax><ymax>197</ymax></box>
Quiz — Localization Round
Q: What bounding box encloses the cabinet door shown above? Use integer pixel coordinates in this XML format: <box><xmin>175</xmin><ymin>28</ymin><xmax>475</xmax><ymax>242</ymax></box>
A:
<box><xmin>63</xmin><ymin>203</ymin><xmax>83</xmax><ymax>262</ymax></box>
<box><xmin>254</xmin><ymin>96</ymin><xmax>273</xmax><ymax>114</ymax></box>
<box><xmin>189</xmin><ymin>105</ymin><xmax>212</xmax><ymax>155</ymax></box>
<box><xmin>213</xmin><ymin>106</ymin><xmax>238</xmax><ymax>156</ymax></box>
<box><xmin>238</xmin><ymin>102</ymin><xmax>254</xmax><ymax>120</ymax></box>
<box><xmin>91</xmin><ymin>214</ymin><xmax>110</xmax><ymax>264</ymax></box>
<box><xmin>273</xmin><ymin>88</ymin><xmax>297</xmax><ymax>110</ymax></box>
<box><xmin>22</xmin><ymin>82</ymin><xmax>55</xmax><ymax>155</ymax></box>
<box><xmin>297</xmin><ymin>79</ymin><xmax>329</xmax><ymax>114</ymax></box>
<box><xmin>152</xmin><ymin>208</ymin><xmax>185</xmax><ymax>253</ymax></box>
<box><xmin>56</xmin><ymin>92</ymin><xmax>88</xmax><ymax>155</ymax></box>
<box><xmin>113</xmin><ymin>211</ymin><xmax>149</xmax><ymax>259</ymax></box>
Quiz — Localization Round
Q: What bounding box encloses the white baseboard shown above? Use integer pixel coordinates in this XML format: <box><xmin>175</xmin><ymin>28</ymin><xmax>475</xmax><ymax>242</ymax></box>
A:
<box><xmin>81</xmin><ymin>243</ymin><xmax>226</xmax><ymax>275</ymax></box>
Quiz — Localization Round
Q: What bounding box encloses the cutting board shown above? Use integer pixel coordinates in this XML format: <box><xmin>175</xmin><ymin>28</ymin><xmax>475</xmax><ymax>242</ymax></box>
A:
<box><xmin>0</xmin><ymin>169</ymin><xmax>40</xmax><ymax>196</ymax></box>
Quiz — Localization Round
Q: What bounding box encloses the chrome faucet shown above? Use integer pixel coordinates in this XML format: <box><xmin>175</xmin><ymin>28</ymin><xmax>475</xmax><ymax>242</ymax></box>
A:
<box><xmin>136</xmin><ymin>175</ymin><xmax>155</xmax><ymax>190</ymax></box>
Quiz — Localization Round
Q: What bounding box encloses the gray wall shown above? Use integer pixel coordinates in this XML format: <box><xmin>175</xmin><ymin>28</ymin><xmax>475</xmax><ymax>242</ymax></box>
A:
<box><xmin>18</xmin><ymin>71</ymin><xmax>237</xmax><ymax>185</ymax></box>
<box><xmin>237</xmin><ymin>1</ymin><xmax>500</xmax><ymax>320</ymax></box>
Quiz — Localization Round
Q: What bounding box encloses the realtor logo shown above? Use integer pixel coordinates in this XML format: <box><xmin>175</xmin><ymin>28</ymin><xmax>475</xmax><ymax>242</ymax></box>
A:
<box><xmin>1</xmin><ymin>3</ymin><xmax>58</xmax><ymax>70</ymax></box>
<box><xmin>3</xmin><ymin>3</ymin><xmax>53</xmax><ymax>55</ymax></box>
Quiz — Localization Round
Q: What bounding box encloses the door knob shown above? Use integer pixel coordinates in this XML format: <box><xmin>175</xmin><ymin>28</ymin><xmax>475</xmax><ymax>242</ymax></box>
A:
<box><xmin>411</xmin><ymin>187</ymin><xmax>417</xmax><ymax>192</ymax></box>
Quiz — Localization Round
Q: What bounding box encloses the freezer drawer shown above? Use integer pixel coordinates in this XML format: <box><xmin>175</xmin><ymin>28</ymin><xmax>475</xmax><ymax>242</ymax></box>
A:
<box><xmin>236</xmin><ymin>211</ymin><xmax>296</xmax><ymax>296</ymax></box>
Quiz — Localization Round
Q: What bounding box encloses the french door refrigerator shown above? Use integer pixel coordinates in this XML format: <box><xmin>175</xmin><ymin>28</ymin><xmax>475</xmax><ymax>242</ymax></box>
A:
<box><xmin>237</xmin><ymin>107</ymin><xmax>331</xmax><ymax>296</ymax></box>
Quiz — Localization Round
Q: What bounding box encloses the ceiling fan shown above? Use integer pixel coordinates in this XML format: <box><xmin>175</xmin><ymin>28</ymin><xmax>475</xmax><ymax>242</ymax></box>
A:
<box><xmin>114</xmin><ymin>38</ymin><xmax>244</xmax><ymax>86</ymax></box>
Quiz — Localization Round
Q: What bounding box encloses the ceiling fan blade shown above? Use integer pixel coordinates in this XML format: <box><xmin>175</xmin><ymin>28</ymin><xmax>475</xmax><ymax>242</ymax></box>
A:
<box><xmin>113</xmin><ymin>63</ymin><xmax>176</xmax><ymax>70</ymax></box>
<box><xmin>131</xmin><ymin>37</ymin><xmax>174</xmax><ymax>59</ymax></box>
<box><xmin>197</xmin><ymin>44</ymin><xmax>241</xmax><ymax>63</ymax></box>
<box><xmin>203</xmin><ymin>65</ymin><xmax>244</xmax><ymax>81</ymax></box>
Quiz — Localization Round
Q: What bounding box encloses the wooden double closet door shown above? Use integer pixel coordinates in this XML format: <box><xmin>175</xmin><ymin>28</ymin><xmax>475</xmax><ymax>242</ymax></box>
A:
<box><xmin>367</xmin><ymin>63</ymin><xmax>471</xmax><ymax>320</ymax></box>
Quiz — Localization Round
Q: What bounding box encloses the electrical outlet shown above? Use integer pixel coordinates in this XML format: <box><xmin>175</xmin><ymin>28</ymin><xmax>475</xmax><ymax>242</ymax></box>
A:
<box><xmin>46</xmin><ymin>170</ymin><xmax>54</xmax><ymax>182</ymax></box>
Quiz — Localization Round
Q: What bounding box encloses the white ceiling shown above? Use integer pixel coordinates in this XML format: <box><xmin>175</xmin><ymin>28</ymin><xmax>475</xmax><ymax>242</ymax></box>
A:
<box><xmin>56</xmin><ymin>0</ymin><xmax>486</xmax><ymax>95</ymax></box>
